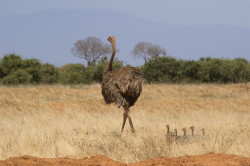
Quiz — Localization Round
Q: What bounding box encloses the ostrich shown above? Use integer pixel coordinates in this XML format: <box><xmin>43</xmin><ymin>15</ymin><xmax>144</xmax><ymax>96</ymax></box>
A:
<box><xmin>166</xmin><ymin>125</ymin><xmax>176</xmax><ymax>138</ymax></box>
<box><xmin>181</xmin><ymin>128</ymin><xmax>193</xmax><ymax>143</ymax></box>
<box><xmin>201</xmin><ymin>128</ymin><xmax>206</xmax><ymax>136</ymax></box>
<box><xmin>101</xmin><ymin>36</ymin><xmax>142</xmax><ymax>133</ymax></box>
<box><xmin>174</xmin><ymin>128</ymin><xmax>186</xmax><ymax>143</ymax></box>
<box><xmin>190</xmin><ymin>126</ymin><xmax>194</xmax><ymax>137</ymax></box>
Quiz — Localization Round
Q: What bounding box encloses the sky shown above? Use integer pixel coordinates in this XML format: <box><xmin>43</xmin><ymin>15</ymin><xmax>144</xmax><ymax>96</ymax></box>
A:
<box><xmin>1</xmin><ymin>0</ymin><xmax>250</xmax><ymax>27</ymax></box>
<box><xmin>0</xmin><ymin>0</ymin><xmax>249</xmax><ymax>66</ymax></box>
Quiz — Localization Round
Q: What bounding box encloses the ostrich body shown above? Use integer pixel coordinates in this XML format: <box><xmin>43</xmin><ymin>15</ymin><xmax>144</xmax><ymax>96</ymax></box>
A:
<box><xmin>101</xmin><ymin>36</ymin><xmax>142</xmax><ymax>133</ymax></box>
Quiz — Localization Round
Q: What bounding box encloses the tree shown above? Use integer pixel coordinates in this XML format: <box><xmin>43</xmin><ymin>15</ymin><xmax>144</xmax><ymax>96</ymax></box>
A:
<box><xmin>72</xmin><ymin>36</ymin><xmax>111</xmax><ymax>66</ymax></box>
<box><xmin>132</xmin><ymin>42</ymin><xmax>166</xmax><ymax>62</ymax></box>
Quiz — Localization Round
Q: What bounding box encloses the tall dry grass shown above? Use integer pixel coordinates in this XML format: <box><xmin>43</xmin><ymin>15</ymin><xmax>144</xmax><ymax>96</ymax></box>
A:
<box><xmin>0</xmin><ymin>84</ymin><xmax>249</xmax><ymax>163</ymax></box>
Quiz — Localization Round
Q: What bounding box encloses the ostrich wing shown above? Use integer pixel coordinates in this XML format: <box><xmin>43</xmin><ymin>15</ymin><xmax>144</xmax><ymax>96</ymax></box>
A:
<box><xmin>113</xmin><ymin>67</ymin><xmax>142</xmax><ymax>106</ymax></box>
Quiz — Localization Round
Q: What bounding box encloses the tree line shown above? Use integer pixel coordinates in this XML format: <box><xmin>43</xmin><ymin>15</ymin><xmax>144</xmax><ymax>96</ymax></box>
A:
<box><xmin>0</xmin><ymin>36</ymin><xmax>249</xmax><ymax>85</ymax></box>
<box><xmin>142</xmin><ymin>56</ymin><xmax>250</xmax><ymax>83</ymax></box>
<box><xmin>0</xmin><ymin>54</ymin><xmax>249</xmax><ymax>85</ymax></box>
<box><xmin>0</xmin><ymin>54</ymin><xmax>123</xmax><ymax>85</ymax></box>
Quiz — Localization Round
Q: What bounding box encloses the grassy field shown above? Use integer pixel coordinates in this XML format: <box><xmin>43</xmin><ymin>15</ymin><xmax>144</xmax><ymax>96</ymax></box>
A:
<box><xmin>0</xmin><ymin>84</ymin><xmax>249</xmax><ymax>163</ymax></box>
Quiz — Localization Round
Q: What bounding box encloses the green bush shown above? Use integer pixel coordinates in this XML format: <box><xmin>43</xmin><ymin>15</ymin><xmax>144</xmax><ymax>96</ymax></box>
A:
<box><xmin>0</xmin><ymin>54</ymin><xmax>23</xmax><ymax>77</ymax></box>
<box><xmin>40</xmin><ymin>63</ymin><xmax>59</xmax><ymax>84</ymax></box>
<box><xmin>0</xmin><ymin>54</ymin><xmax>60</xmax><ymax>85</ymax></box>
<box><xmin>59</xmin><ymin>64</ymin><xmax>92</xmax><ymax>84</ymax></box>
<box><xmin>142</xmin><ymin>56</ymin><xmax>183</xmax><ymax>83</ymax></box>
<box><xmin>22</xmin><ymin>59</ymin><xmax>43</xmax><ymax>84</ymax></box>
<box><xmin>1</xmin><ymin>69</ymin><xmax>32</xmax><ymax>85</ymax></box>
<box><xmin>142</xmin><ymin>56</ymin><xmax>250</xmax><ymax>83</ymax></box>
<box><xmin>180</xmin><ymin>60</ymin><xmax>200</xmax><ymax>83</ymax></box>
<box><xmin>0</xmin><ymin>61</ymin><xmax>4</xmax><ymax>79</ymax></box>
<box><xmin>1</xmin><ymin>53</ymin><xmax>249</xmax><ymax>85</ymax></box>
<box><xmin>198</xmin><ymin>58</ymin><xmax>223</xmax><ymax>82</ymax></box>
<box><xmin>228</xmin><ymin>58</ymin><xmax>250</xmax><ymax>83</ymax></box>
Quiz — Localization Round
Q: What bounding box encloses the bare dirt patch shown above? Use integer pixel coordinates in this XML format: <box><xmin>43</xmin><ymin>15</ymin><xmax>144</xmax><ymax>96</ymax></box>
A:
<box><xmin>1</xmin><ymin>154</ymin><xmax>250</xmax><ymax>166</ymax></box>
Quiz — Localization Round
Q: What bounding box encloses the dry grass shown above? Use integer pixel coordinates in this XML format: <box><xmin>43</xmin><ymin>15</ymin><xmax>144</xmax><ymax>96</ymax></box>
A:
<box><xmin>0</xmin><ymin>83</ymin><xmax>250</xmax><ymax>163</ymax></box>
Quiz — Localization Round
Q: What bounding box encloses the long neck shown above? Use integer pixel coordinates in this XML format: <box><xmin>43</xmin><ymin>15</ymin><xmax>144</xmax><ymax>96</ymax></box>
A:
<box><xmin>104</xmin><ymin>41</ymin><xmax>116</xmax><ymax>73</ymax></box>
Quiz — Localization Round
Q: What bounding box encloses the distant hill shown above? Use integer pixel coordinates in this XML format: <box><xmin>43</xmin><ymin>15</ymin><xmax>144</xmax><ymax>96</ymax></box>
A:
<box><xmin>1</xmin><ymin>9</ymin><xmax>249</xmax><ymax>66</ymax></box>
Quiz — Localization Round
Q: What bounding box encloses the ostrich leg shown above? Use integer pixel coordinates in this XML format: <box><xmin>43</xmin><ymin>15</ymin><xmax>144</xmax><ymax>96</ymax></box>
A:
<box><xmin>128</xmin><ymin>110</ymin><xmax>135</xmax><ymax>133</ymax></box>
<box><xmin>121</xmin><ymin>106</ymin><xmax>135</xmax><ymax>133</ymax></box>
<box><xmin>121</xmin><ymin>109</ymin><xmax>128</xmax><ymax>133</ymax></box>
<box><xmin>127</xmin><ymin>108</ymin><xmax>135</xmax><ymax>133</ymax></box>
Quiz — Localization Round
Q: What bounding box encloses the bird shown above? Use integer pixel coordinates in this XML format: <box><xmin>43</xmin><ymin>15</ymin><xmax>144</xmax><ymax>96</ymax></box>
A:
<box><xmin>189</xmin><ymin>126</ymin><xmax>209</xmax><ymax>142</ymax></box>
<box><xmin>165</xmin><ymin>125</ymin><xmax>176</xmax><ymax>139</ymax></box>
<box><xmin>174</xmin><ymin>128</ymin><xmax>187</xmax><ymax>144</ymax></box>
<box><xmin>201</xmin><ymin>128</ymin><xmax>206</xmax><ymax>136</ymax></box>
<box><xmin>179</xmin><ymin>127</ymin><xmax>194</xmax><ymax>144</ymax></box>
<box><xmin>190</xmin><ymin>126</ymin><xmax>195</xmax><ymax>137</ymax></box>
<box><xmin>201</xmin><ymin>128</ymin><xmax>211</xmax><ymax>140</ymax></box>
<box><xmin>101</xmin><ymin>36</ymin><xmax>142</xmax><ymax>133</ymax></box>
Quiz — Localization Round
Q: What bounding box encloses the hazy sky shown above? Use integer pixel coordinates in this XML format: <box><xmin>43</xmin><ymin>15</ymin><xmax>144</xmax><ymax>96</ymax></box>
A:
<box><xmin>1</xmin><ymin>0</ymin><xmax>250</xmax><ymax>27</ymax></box>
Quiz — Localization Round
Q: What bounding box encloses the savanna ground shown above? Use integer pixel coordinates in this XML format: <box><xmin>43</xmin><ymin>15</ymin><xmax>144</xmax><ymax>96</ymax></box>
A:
<box><xmin>0</xmin><ymin>83</ymin><xmax>250</xmax><ymax>165</ymax></box>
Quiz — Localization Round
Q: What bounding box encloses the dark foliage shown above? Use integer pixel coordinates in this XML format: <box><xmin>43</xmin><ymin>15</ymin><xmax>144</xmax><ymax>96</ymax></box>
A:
<box><xmin>142</xmin><ymin>56</ymin><xmax>250</xmax><ymax>83</ymax></box>
<box><xmin>1</xmin><ymin>53</ymin><xmax>249</xmax><ymax>85</ymax></box>
<box><xmin>0</xmin><ymin>54</ymin><xmax>59</xmax><ymax>85</ymax></box>
<box><xmin>59</xmin><ymin>64</ymin><xmax>92</xmax><ymax>84</ymax></box>
<box><xmin>40</xmin><ymin>63</ymin><xmax>60</xmax><ymax>84</ymax></box>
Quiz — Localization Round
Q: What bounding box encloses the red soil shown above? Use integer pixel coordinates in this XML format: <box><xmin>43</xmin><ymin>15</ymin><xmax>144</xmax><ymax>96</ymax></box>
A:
<box><xmin>1</xmin><ymin>153</ymin><xmax>250</xmax><ymax>166</ymax></box>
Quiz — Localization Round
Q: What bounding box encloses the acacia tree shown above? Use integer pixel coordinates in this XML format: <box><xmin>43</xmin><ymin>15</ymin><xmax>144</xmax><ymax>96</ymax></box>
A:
<box><xmin>72</xmin><ymin>37</ymin><xmax>111</xmax><ymax>66</ymax></box>
<box><xmin>132</xmin><ymin>42</ymin><xmax>166</xmax><ymax>62</ymax></box>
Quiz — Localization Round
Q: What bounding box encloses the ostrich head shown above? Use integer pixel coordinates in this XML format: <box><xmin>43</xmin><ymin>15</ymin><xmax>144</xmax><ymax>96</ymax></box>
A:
<box><xmin>107</xmin><ymin>36</ymin><xmax>116</xmax><ymax>53</ymax></box>
<box><xmin>190</xmin><ymin>126</ymin><xmax>194</xmax><ymax>136</ymax></box>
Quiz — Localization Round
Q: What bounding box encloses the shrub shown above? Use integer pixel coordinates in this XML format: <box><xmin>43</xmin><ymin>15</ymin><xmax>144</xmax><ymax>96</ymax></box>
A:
<box><xmin>22</xmin><ymin>59</ymin><xmax>43</xmax><ymax>84</ymax></box>
<box><xmin>0</xmin><ymin>61</ymin><xmax>4</xmax><ymax>79</ymax></box>
<box><xmin>59</xmin><ymin>64</ymin><xmax>92</xmax><ymax>84</ymax></box>
<box><xmin>1</xmin><ymin>69</ymin><xmax>32</xmax><ymax>85</ymax></box>
<box><xmin>0</xmin><ymin>54</ymin><xmax>23</xmax><ymax>77</ymax></box>
<box><xmin>0</xmin><ymin>54</ymin><xmax>60</xmax><ymax>85</ymax></box>
<box><xmin>1</xmin><ymin>53</ymin><xmax>249</xmax><ymax>85</ymax></box>
<box><xmin>142</xmin><ymin>56</ymin><xmax>250</xmax><ymax>83</ymax></box>
<box><xmin>180</xmin><ymin>60</ymin><xmax>201</xmax><ymax>83</ymax></box>
<box><xmin>198</xmin><ymin>58</ymin><xmax>223</xmax><ymax>82</ymax></box>
<box><xmin>229</xmin><ymin>58</ymin><xmax>250</xmax><ymax>83</ymax></box>
<box><xmin>142</xmin><ymin>56</ymin><xmax>182</xmax><ymax>83</ymax></box>
<box><xmin>40</xmin><ymin>63</ymin><xmax>59</xmax><ymax>84</ymax></box>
